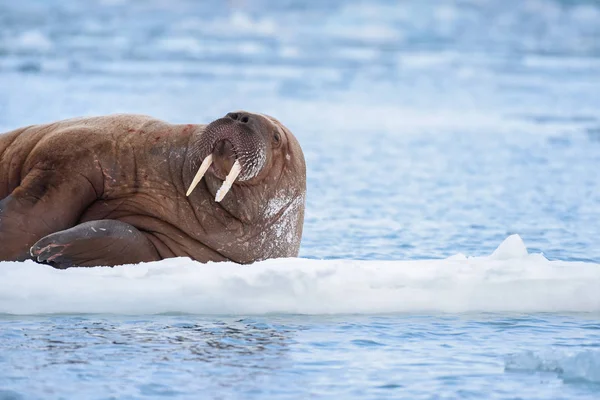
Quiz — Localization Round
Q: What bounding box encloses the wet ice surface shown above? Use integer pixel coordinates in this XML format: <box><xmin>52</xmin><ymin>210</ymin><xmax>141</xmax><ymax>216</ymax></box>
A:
<box><xmin>1</xmin><ymin>0</ymin><xmax>600</xmax><ymax>398</ymax></box>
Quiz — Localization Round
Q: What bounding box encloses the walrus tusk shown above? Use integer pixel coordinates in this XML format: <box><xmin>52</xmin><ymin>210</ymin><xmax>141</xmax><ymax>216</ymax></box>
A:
<box><xmin>186</xmin><ymin>154</ymin><xmax>213</xmax><ymax>196</ymax></box>
<box><xmin>215</xmin><ymin>160</ymin><xmax>242</xmax><ymax>202</ymax></box>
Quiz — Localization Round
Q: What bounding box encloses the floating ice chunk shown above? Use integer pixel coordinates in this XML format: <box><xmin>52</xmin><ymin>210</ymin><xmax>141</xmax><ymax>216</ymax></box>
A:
<box><xmin>489</xmin><ymin>234</ymin><xmax>528</xmax><ymax>260</ymax></box>
<box><xmin>505</xmin><ymin>349</ymin><xmax>600</xmax><ymax>384</ymax></box>
<box><xmin>0</xmin><ymin>235</ymin><xmax>599</xmax><ymax>315</ymax></box>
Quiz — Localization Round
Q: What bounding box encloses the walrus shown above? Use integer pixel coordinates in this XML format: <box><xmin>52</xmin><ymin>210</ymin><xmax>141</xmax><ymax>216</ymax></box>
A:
<box><xmin>0</xmin><ymin>111</ymin><xmax>306</xmax><ymax>268</ymax></box>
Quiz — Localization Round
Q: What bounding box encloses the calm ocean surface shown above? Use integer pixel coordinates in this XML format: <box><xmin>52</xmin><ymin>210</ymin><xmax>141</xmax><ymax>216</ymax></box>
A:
<box><xmin>1</xmin><ymin>0</ymin><xmax>600</xmax><ymax>398</ymax></box>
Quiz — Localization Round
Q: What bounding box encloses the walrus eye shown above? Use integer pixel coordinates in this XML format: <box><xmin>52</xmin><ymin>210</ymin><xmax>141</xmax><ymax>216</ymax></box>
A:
<box><xmin>273</xmin><ymin>131</ymin><xmax>280</xmax><ymax>147</ymax></box>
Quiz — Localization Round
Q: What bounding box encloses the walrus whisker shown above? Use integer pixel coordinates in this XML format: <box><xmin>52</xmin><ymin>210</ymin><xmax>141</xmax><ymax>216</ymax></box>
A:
<box><xmin>186</xmin><ymin>154</ymin><xmax>213</xmax><ymax>196</ymax></box>
<box><xmin>215</xmin><ymin>159</ymin><xmax>242</xmax><ymax>202</ymax></box>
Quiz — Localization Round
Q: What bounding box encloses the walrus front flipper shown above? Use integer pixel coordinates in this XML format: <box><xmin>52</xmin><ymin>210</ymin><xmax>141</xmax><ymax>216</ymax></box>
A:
<box><xmin>30</xmin><ymin>220</ymin><xmax>160</xmax><ymax>269</ymax></box>
<box><xmin>0</xmin><ymin>169</ymin><xmax>98</xmax><ymax>262</ymax></box>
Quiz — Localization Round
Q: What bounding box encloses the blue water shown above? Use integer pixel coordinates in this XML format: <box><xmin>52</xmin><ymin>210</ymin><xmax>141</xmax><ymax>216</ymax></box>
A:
<box><xmin>1</xmin><ymin>0</ymin><xmax>600</xmax><ymax>398</ymax></box>
<box><xmin>1</xmin><ymin>314</ymin><xmax>600</xmax><ymax>399</ymax></box>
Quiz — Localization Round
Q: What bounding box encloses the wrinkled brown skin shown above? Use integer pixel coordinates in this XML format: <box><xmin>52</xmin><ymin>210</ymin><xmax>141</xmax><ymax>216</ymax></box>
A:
<box><xmin>0</xmin><ymin>111</ymin><xmax>306</xmax><ymax>268</ymax></box>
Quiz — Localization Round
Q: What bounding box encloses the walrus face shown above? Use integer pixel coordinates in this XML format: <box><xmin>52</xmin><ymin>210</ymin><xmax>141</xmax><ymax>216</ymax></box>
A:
<box><xmin>182</xmin><ymin>110</ymin><xmax>305</xmax><ymax>261</ymax></box>
<box><xmin>186</xmin><ymin>111</ymin><xmax>292</xmax><ymax>202</ymax></box>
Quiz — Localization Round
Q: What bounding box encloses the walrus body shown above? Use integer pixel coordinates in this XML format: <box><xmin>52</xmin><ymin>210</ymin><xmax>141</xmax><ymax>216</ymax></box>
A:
<box><xmin>0</xmin><ymin>112</ymin><xmax>306</xmax><ymax>268</ymax></box>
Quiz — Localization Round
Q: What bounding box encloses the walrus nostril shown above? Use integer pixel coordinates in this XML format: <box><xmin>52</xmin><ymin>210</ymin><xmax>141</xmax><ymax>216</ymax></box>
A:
<box><xmin>225</xmin><ymin>112</ymin><xmax>252</xmax><ymax>125</ymax></box>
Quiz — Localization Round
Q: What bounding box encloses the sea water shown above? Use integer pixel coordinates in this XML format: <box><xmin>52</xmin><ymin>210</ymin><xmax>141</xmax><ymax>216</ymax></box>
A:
<box><xmin>1</xmin><ymin>0</ymin><xmax>600</xmax><ymax>398</ymax></box>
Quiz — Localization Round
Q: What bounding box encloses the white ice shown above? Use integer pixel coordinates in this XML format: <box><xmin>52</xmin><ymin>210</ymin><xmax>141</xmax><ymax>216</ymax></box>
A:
<box><xmin>0</xmin><ymin>235</ymin><xmax>599</xmax><ymax>315</ymax></box>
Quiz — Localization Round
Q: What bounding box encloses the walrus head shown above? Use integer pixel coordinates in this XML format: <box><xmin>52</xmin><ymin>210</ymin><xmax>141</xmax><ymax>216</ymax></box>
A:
<box><xmin>185</xmin><ymin>111</ymin><xmax>306</xmax><ymax>232</ymax></box>
<box><xmin>186</xmin><ymin>111</ymin><xmax>282</xmax><ymax>200</ymax></box>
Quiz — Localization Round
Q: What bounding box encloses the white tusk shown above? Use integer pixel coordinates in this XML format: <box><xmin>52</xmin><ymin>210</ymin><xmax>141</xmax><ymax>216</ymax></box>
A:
<box><xmin>186</xmin><ymin>154</ymin><xmax>213</xmax><ymax>196</ymax></box>
<box><xmin>215</xmin><ymin>160</ymin><xmax>242</xmax><ymax>202</ymax></box>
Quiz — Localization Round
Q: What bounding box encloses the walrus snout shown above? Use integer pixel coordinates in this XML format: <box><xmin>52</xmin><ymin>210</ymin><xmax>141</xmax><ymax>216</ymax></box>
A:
<box><xmin>186</xmin><ymin>111</ymin><xmax>270</xmax><ymax>201</ymax></box>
